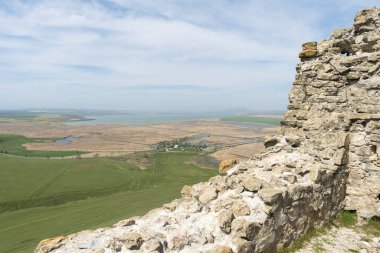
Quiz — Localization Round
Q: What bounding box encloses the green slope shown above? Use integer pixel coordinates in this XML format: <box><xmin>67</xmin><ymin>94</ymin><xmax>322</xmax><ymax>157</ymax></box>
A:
<box><xmin>0</xmin><ymin>151</ymin><xmax>217</xmax><ymax>253</ymax></box>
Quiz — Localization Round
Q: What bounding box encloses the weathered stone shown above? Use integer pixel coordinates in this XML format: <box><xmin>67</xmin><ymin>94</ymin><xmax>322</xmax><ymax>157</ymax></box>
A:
<box><xmin>299</xmin><ymin>50</ymin><xmax>318</xmax><ymax>59</ymax></box>
<box><xmin>299</xmin><ymin>41</ymin><xmax>318</xmax><ymax>59</ymax></box>
<box><xmin>210</xmin><ymin>176</ymin><xmax>229</xmax><ymax>193</ymax></box>
<box><xmin>180</xmin><ymin>199</ymin><xmax>203</xmax><ymax>213</ymax></box>
<box><xmin>34</xmin><ymin>236</ymin><xmax>66</xmax><ymax>253</ymax></box>
<box><xmin>242</xmin><ymin>177</ymin><xmax>262</xmax><ymax>192</ymax></box>
<box><xmin>257</xmin><ymin>188</ymin><xmax>283</xmax><ymax>205</ymax></box>
<box><xmin>163</xmin><ymin>201</ymin><xmax>179</xmax><ymax>211</ymax></box>
<box><xmin>198</xmin><ymin>187</ymin><xmax>218</xmax><ymax>204</ymax></box>
<box><xmin>264</xmin><ymin>137</ymin><xmax>279</xmax><ymax>148</ymax></box>
<box><xmin>161</xmin><ymin>216</ymin><xmax>177</xmax><ymax>226</ymax></box>
<box><xmin>119</xmin><ymin>232</ymin><xmax>143</xmax><ymax>250</ymax></box>
<box><xmin>340</xmin><ymin>55</ymin><xmax>368</xmax><ymax>66</ymax></box>
<box><xmin>180</xmin><ymin>185</ymin><xmax>194</xmax><ymax>198</ymax></box>
<box><xmin>167</xmin><ymin>234</ymin><xmax>188</xmax><ymax>250</ymax></box>
<box><xmin>334</xmin><ymin>148</ymin><xmax>347</xmax><ymax>165</ymax></box>
<box><xmin>78</xmin><ymin>241</ymin><xmax>95</xmax><ymax>249</ymax></box>
<box><xmin>91</xmin><ymin>249</ymin><xmax>105</xmax><ymax>253</ymax></box>
<box><xmin>108</xmin><ymin>240</ymin><xmax>122</xmax><ymax>252</ymax></box>
<box><xmin>302</xmin><ymin>41</ymin><xmax>318</xmax><ymax>51</ymax></box>
<box><xmin>332</xmin><ymin>28</ymin><xmax>346</xmax><ymax>38</ymax></box>
<box><xmin>354</xmin><ymin>10</ymin><xmax>373</xmax><ymax>27</ymax></box>
<box><xmin>232</xmin><ymin>202</ymin><xmax>251</xmax><ymax>217</ymax></box>
<box><xmin>203</xmin><ymin>245</ymin><xmax>233</xmax><ymax>253</ymax></box>
<box><xmin>308</xmin><ymin>168</ymin><xmax>327</xmax><ymax>183</ymax></box>
<box><xmin>283</xmin><ymin>174</ymin><xmax>297</xmax><ymax>183</ymax></box>
<box><xmin>231</xmin><ymin>219</ymin><xmax>261</xmax><ymax>240</ymax></box>
<box><xmin>113</xmin><ymin>217</ymin><xmax>136</xmax><ymax>227</ymax></box>
<box><xmin>219</xmin><ymin>159</ymin><xmax>238</xmax><ymax>175</ymax></box>
<box><xmin>218</xmin><ymin>210</ymin><xmax>235</xmax><ymax>233</ymax></box>
<box><xmin>236</xmin><ymin>240</ymin><xmax>256</xmax><ymax>253</ymax></box>
<box><xmin>143</xmin><ymin>239</ymin><xmax>163</xmax><ymax>252</ymax></box>
<box><xmin>285</xmin><ymin>136</ymin><xmax>302</xmax><ymax>147</ymax></box>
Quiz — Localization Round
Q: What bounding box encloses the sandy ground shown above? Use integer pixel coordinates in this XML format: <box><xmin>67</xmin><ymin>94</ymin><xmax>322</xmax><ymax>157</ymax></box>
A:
<box><xmin>0</xmin><ymin>120</ymin><xmax>278</xmax><ymax>160</ymax></box>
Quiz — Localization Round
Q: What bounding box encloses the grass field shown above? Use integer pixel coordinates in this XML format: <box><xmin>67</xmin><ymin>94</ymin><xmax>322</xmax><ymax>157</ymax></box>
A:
<box><xmin>220</xmin><ymin>116</ymin><xmax>282</xmax><ymax>126</ymax></box>
<box><xmin>0</xmin><ymin>134</ymin><xmax>84</xmax><ymax>157</ymax></box>
<box><xmin>0</xmin><ymin>150</ymin><xmax>218</xmax><ymax>253</ymax></box>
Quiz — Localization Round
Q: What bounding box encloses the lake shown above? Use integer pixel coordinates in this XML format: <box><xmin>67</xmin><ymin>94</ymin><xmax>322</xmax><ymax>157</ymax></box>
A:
<box><xmin>65</xmin><ymin>113</ymin><xmax>231</xmax><ymax>126</ymax></box>
<box><xmin>55</xmin><ymin>135</ymin><xmax>75</xmax><ymax>144</ymax></box>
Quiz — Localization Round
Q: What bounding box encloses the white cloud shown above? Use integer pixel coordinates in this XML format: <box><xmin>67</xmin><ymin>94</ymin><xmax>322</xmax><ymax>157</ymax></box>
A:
<box><xmin>0</xmin><ymin>0</ymin><xmax>376</xmax><ymax>110</ymax></box>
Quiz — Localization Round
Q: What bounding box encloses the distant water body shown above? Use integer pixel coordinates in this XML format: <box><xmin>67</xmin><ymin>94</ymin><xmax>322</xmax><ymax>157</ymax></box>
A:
<box><xmin>55</xmin><ymin>135</ymin><xmax>74</xmax><ymax>144</ymax></box>
<box><xmin>65</xmin><ymin>113</ymin><xmax>231</xmax><ymax>126</ymax></box>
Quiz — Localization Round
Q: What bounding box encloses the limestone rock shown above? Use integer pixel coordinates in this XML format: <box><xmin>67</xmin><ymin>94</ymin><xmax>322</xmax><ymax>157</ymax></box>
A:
<box><xmin>181</xmin><ymin>185</ymin><xmax>194</xmax><ymax>198</ymax></box>
<box><xmin>119</xmin><ymin>232</ymin><xmax>143</xmax><ymax>250</ymax></box>
<box><xmin>264</xmin><ymin>137</ymin><xmax>279</xmax><ymax>148</ymax></box>
<box><xmin>334</xmin><ymin>148</ymin><xmax>347</xmax><ymax>165</ymax></box>
<box><xmin>113</xmin><ymin>217</ymin><xmax>136</xmax><ymax>227</ymax></box>
<box><xmin>204</xmin><ymin>245</ymin><xmax>233</xmax><ymax>253</ymax></box>
<box><xmin>34</xmin><ymin>236</ymin><xmax>66</xmax><ymax>253</ymax></box>
<box><xmin>242</xmin><ymin>177</ymin><xmax>262</xmax><ymax>192</ymax></box>
<box><xmin>283</xmin><ymin>174</ymin><xmax>297</xmax><ymax>183</ymax></box>
<box><xmin>198</xmin><ymin>186</ymin><xmax>218</xmax><ymax>204</ymax></box>
<box><xmin>167</xmin><ymin>234</ymin><xmax>188</xmax><ymax>250</ymax></box>
<box><xmin>299</xmin><ymin>41</ymin><xmax>318</xmax><ymax>59</ymax></box>
<box><xmin>285</xmin><ymin>136</ymin><xmax>302</xmax><ymax>147</ymax></box>
<box><xmin>231</xmin><ymin>219</ymin><xmax>261</xmax><ymax>240</ymax></box>
<box><xmin>232</xmin><ymin>201</ymin><xmax>251</xmax><ymax>217</ymax></box>
<box><xmin>257</xmin><ymin>188</ymin><xmax>283</xmax><ymax>205</ymax></box>
<box><xmin>332</xmin><ymin>28</ymin><xmax>346</xmax><ymax>38</ymax></box>
<box><xmin>219</xmin><ymin>159</ymin><xmax>238</xmax><ymax>175</ymax></box>
<box><xmin>218</xmin><ymin>210</ymin><xmax>235</xmax><ymax>233</ymax></box>
<box><xmin>143</xmin><ymin>240</ymin><xmax>163</xmax><ymax>252</ymax></box>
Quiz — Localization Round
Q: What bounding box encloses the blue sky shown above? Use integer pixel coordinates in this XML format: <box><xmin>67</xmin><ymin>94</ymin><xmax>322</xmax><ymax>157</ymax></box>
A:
<box><xmin>0</xmin><ymin>0</ymin><xmax>377</xmax><ymax>111</ymax></box>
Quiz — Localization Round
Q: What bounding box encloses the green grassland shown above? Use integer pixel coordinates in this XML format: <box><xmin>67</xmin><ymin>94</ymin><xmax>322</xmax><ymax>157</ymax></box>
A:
<box><xmin>220</xmin><ymin>116</ymin><xmax>282</xmax><ymax>126</ymax></box>
<box><xmin>0</xmin><ymin>134</ymin><xmax>85</xmax><ymax>157</ymax></box>
<box><xmin>0</xmin><ymin>150</ymin><xmax>218</xmax><ymax>253</ymax></box>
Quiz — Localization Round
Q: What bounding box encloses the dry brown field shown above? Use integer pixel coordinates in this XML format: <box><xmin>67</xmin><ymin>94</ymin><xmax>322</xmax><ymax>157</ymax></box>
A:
<box><xmin>0</xmin><ymin>119</ymin><xmax>278</xmax><ymax>160</ymax></box>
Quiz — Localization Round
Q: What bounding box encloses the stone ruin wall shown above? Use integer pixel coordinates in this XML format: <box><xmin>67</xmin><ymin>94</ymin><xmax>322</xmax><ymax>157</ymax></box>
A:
<box><xmin>282</xmin><ymin>7</ymin><xmax>380</xmax><ymax>219</ymax></box>
<box><xmin>35</xmin><ymin>8</ymin><xmax>380</xmax><ymax>253</ymax></box>
<box><xmin>35</xmin><ymin>140</ymin><xmax>349</xmax><ymax>253</ymax></box>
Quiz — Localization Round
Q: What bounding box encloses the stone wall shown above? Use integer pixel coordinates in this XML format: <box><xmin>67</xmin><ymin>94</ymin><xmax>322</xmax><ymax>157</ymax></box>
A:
<box><xmin>346</xmin><ymin>114</ymin><xmax>380</xmax><ymax>219</ymax></box>
<box><xmin>282</xmin><ymin>8</ymin><xmax>380</xmax><ymax>219</ymax></box>
<box><xmin>35</xmin><ymin>8</ymin><xmax>380</xmax><ymax>253</ymax></box>
<box><xmin>35</xmin><ymin>144</ymin><xmax>348</xmax><ymax>253</ymax></box>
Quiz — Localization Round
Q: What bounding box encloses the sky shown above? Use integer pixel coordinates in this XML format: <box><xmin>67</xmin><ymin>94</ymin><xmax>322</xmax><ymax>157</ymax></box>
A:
<box><xmin>0</xmin><ymin>0</ymin><xmax>377</xmax><ymax>112</ymax></box>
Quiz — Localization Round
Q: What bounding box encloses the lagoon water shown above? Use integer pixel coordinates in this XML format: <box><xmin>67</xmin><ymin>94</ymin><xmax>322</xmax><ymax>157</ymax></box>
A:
<box><xmin>55</xmin><ymin>135</ymin><xmax>74</xmax><ymax>144</ymax></box>
<box><xmin>65</xmin><ymin>113</ymin><xmax>231</xmax><ymax>126</ymax></box>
